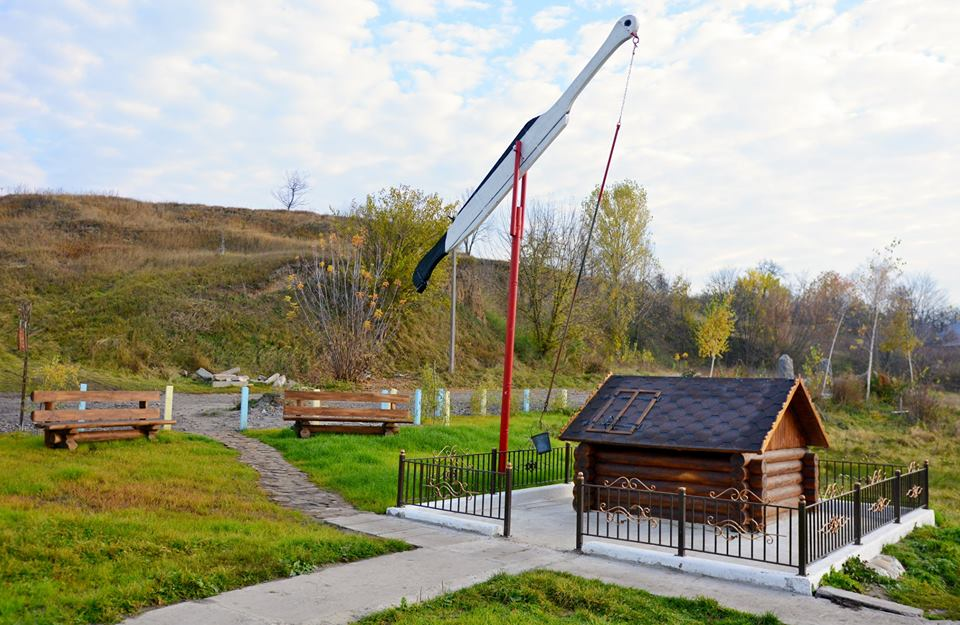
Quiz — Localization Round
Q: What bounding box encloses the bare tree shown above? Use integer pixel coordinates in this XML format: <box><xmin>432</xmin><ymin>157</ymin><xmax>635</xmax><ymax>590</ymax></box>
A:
<box><xmin>857</xmin><ymin>240</ymin><xmax>903</xmax><ymax>401</ymax></box>
<box><xmin>272</xmin><ymin>170</ymin><xmax>309</xmax><ymax>211</ymax></box>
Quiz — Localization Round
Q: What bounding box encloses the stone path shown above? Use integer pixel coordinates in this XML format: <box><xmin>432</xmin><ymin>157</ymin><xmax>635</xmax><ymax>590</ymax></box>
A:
<box><xmin>201</xmin><ymin>430</ymin><xmax>358</xmax><ymax>520</ymax></box>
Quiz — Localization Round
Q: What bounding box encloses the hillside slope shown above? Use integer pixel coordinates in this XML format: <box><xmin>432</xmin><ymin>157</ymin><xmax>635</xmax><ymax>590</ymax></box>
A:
<box><xmin>0</xmin><ymin>193</ymin><xmax>549</xmax><ymax>392</ymax></box>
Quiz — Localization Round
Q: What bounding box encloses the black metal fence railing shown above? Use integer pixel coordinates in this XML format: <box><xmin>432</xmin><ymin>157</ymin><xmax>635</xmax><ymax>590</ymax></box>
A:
<box><xmin>575</xmin><ymin>478</ymin><xmax>798</xmax><ymax>569</ymax></box>
<box><xmin>395</xmin><ymin>442</ymin><xmax>572</xmax><ymax>537</ymax></box>
<box><xmin>818</xmin><ymin>459</ymin><xmax>915</xmax><ymax>497</ymax></box>
<box><xmin>576</xmin><ymin>461</ymin><xmax>931</xmax><ymax>575</ymax></box>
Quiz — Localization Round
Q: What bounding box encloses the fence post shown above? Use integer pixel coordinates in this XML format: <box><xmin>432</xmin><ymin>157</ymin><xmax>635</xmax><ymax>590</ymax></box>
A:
<box><xmin>522</xmin><ymin>388</ymin><xmax>530</xmax><ymax>412</ymax></box>
<box><xmin>575</xmin><ymin>472</ymin><xmax>584</xmax><ymax>552</ymax></box>
<box><xmin>79</xmin><ymin>383</ymin><xmax>87</xmax><ymax>411</ymax></box>
<box><xmin>490</xmin><ymin>448</ymin><xmax>498</xmax><ymax>495</ymax></box>
<box><xmin>559</xmin><ymin>388</ymin><xmax>567</xmax><ymax>410</ymax></box>
<box><xmin>396</xmin><ymin>450</ymin><xmax>406</xmax><ymax>508</ymax></box>
<box><xmin>443</xmin><ymin>389</ymin><xmax>451</xmax><ymax>425</ymax></box>
<box><xmin>563</xmin><ymin>442</ymin><xmax>571</xmax><ymax>483</ymax></box>
<box><xmin>678</xmin><ymin>487</ymin><xmax>687</xmax><ymax>557</ymax></box>
<box><xmin>435</xmin><ymin>389</ymin><xmax>443</xmax><ymax>417</ymax></box>
<box><xmin>797</xmin><ymin>495</ymin><xmax>807</xmax><ymax>576</ymax></box>
<box><xmin>239</xmin><ymin>386</ymin><xmax>249</xmax><ymax>431</ymax></box>
<box><xmin>478</xmin><ymin>388</ymin><xmax>487</xmax><ymax>416</ymax></box>
<box><xmin>412</xmin><ymin>389</ymin><xmax>422</xmax><ymax>425</ymax></box>
<box><xmin>503</xmin><ymin>462</ymin><xmax>513</xmax><ymax>538</ymax></box>
<box><xmin>893</xmin><ymin>470</ymin><xmax>902</xmax><ymax>523</ymax></box>
<box><xmin>923</xmin><ymin>460</ymin><xmax>930</xmax><ymax>509</ymax></box>
<box><xmin>163</xmin><ymin>385</ymin><xmax>174</xmax><ymax>431</ymax></box>
<box><xmin>853</xmin><ymin>482</ymin><xmax>862</xmax><ymax>545</ymax></box>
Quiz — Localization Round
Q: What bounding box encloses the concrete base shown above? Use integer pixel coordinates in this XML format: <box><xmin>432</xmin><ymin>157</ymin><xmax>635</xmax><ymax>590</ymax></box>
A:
<box><xmin>387</xmin><ymin>506</ymin><xmax>503</xmax><ymax>536</ymax></box>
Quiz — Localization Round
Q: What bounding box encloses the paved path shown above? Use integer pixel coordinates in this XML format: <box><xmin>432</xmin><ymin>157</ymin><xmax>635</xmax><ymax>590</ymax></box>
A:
<box><xmin>123</xmin><ymin>434</ymin><xmax>946</xmax><ymax>625</ymax></box>
<box><xmin>201</xmin><ymin>430</ymin><xmax>358</xmax><ymax>520</ymax></box>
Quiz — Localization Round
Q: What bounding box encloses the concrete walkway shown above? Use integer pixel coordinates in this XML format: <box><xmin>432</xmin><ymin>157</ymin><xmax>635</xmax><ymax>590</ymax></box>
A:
<box><xmin>122</xmin><ymin>435</ymin><xmax>944</xmax><ymax>625</ymax></box>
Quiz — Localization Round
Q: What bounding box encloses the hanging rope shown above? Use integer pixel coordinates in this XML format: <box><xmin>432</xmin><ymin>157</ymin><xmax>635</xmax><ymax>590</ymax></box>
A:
<box><xmin>539</xmin><ymin>34</ymin><xmax>639</xmax><ymax>425</ymax></box>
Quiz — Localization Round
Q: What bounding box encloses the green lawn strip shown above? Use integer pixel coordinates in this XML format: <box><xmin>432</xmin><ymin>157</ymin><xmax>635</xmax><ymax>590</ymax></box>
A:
<box><xmin>357</xmin><ymin>570</ymin><xmax>782</xmax><ymax>625</ymax></box>
<box><xmin>0</xmin><ymin>432</ymin><xmax>408</xmax><ymax>625</ymax></box>
<box><xmin>815</xmin><ymin>401</ymin><xmax>960</xmax><ymax>619</ymax></box>
<box><xmin>246</xmin><ymin>411</ymin><xmax>574</xmax><ymax>513</ymax></box>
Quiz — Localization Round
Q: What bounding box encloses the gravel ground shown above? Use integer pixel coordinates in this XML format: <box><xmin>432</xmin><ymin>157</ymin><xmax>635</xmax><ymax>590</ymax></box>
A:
<box><xmin>0</xmin><ymin>388</ymin><xmax>591</xmax><ymax>436</ymax></box>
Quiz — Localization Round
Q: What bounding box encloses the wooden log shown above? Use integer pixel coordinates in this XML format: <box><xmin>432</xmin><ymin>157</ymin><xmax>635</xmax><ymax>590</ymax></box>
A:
<box><xmin>32</xmin><ymin>390</ymin><xmax>160</xmax><ymax>403</ymax></box>
<box><xmin>284</xmin><ymin>390</ymin><xmax>410</xmax><ymax>403</ymax></box>
<box><xmin>32</xmin><ymin>408</ymin><xmax>161</xmax><ymax>423</ymax></box>
<box><xmin>761</xmin><ymin>484</ymin><xmax>803</xmax><ymax>503</ymax></box>
<box><xmin>593</xmin><ymin>448</ymin><xmax>733</xmax><ymax>472</ymax></box>
<box><xmin>592</xmin><ymin>461</ymin><xmax>732</xmax><ymax>486</ymax></box>
<box><xmin>42</xmin><ymin>418</ymin><xmax>169</xmax><ymax>430</ymax></box>
<box><xmin>762</xmin><ymin>472</ymin><xmax>802</xmax><ymax>491</ymax></box>
<box><xmin>283</xmin><ymin>406</ymin><xmax>410</xmax><ymax>419</ymax></box>
<box><xmin>760</xmin><ymin>448</ymin><xmax>806</xmax><ymax>462</ymax></box>
<box><xmin>74</xmin><ymin>429</ymin><xmax>146</xmax><ymax>443</ymax></box>
<box><xmin>762</xmin><ymin>460</ymin><xmax>803</xmax><ymax>478</ymax></box>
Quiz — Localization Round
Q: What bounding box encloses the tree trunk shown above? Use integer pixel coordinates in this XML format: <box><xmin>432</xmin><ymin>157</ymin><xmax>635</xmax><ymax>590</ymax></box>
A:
<box><xmin>907</xmin><ymin>351</ymin><xmax>915</xmax><ymax>385</ymax></box>
<box><xmin>18</xmin><ymin>345</ymin><xmax>28</xmax><ymax>430</ymax></box>
<box><xmin>709</xmin><ymin>355</ymin><xmax>716</xmax><ymax>377</ymax></box>
<box><xmin>822</xmin><ymin>308</ymin><xmax>847</xmax><ymax>397</ymax></box>
<box><xmin>865</xmin><ymin>305</ymin><xmax>880</xmax><ymax>401</ymax></box>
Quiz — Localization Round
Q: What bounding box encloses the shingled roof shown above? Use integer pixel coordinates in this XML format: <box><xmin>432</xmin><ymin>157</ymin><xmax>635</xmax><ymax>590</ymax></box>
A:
<box><xmin>559</xmin><ymin>375</ymin><xmax>828</xmax><ymax>453</ymax></box>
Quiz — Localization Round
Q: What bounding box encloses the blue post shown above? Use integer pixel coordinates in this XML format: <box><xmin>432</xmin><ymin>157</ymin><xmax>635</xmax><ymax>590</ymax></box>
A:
<box><xmin>239</xmin><ymin>386</ymin><xmax>249</xmax><ymax>431</ymax></box>
<box><xmin>413</xmin><ymin>389</ymin><xmax>422</xmax><ymax>426</ymax></box>
<box><xmin>380</xmin><ymin>389</ymin><xmax>390</xmax><ymax>410</ymax></box>
<box><xmin>523</xmin><ymin>388</ymin><xmax>530</xmax><ymax>412</ymax></box>
<box><xmin>435</xmin><ymin>388</ymin><xmax>444</xmax><ymax>417</ymax></box>
<box><xmin>79</xmin><ymin>383</ymin><xmax>87</xmax><ymax>410</ymax></box>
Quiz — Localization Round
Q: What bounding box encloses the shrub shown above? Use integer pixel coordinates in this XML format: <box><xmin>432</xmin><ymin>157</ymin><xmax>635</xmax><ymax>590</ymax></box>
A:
<box><xmin>903</xmin><ymin>385</ymin><xmax>948</xmax><ymax>429</ymax></box>
<box><xmin>832</xmin><ymin>374</ymin><xmax>864</xmax><ymax>407</ymax></box>
<box><xmin>872</xmin><ymin>371</ymin><xmax>905</xmax><ymax>403</ymax></box>
<box><xmin>35</xmin><ymin>356</ymin><xmax>81</xmax><ymax>390</ymax></box>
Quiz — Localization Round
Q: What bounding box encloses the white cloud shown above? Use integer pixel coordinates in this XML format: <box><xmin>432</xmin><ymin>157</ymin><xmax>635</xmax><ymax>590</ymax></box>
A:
<box><xmin>0</xmin><ymin>0</ymin><xmax>958</xmax><ymax>302</ymax></box>
<box><xmin>532</xmin><ymin>5</ymin><xmax>573</xmax><ymax>32</ymax></box>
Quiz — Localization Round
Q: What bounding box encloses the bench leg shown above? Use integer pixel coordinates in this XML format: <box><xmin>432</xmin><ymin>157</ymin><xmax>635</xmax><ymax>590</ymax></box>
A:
<box><xmin>138</xmin><ymin>425</ymin><xmax>158</xmax><ymax>441</ymax></box>
<box><xmin>43</xmin><ymin>429</ymin><xmax>57</xmax><ymax>449</ymax></box>
<box><xmin>64</xmin><ymin>434</ymin><xmax>78</xmax><ymax>451</ymax></box>
<box><xmin>298</xmin><ymin>425</ymin><xmax>312</xmax><ymax>439</ymax></box>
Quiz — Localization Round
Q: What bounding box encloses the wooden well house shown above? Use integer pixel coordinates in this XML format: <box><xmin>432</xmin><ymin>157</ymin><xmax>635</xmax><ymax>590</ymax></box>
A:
<box><xmin>560</xmin><ymin>375</ymin><xmax>829</xmax><ymax>522</ymax></box>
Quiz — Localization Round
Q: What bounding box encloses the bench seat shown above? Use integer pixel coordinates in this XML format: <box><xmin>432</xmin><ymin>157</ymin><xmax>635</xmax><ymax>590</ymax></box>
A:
<box><xmin>31</xmin><ymin>390</ymin><xmax>172</xmax><ymax>450</ymax></box>
<box><xmin>284</xmin><ymin>390</ymin><xmax>412</xmax><ymax>437</ymax></box>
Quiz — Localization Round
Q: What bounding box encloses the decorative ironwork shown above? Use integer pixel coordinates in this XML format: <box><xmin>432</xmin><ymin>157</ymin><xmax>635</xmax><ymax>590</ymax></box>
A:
<box><xmin>867</xmin><ymin>468</ymin><xmax>886</xmax><ymax>485</ymax></box>
<box><xmin>706</xmin><ymin>516</ymin><xmax>782</xmax><ymax>544</ymax></box>
<box><xmin>602</xmin><ymin>476</ymin><xmax>656</xmax><ymax>491</ymax></box>
<box><xmin>708</xmin><ymin>487</ymin><xmax>768</xmax><ymax>504</ymax></box>
<box><xmin>906</xmin><ymin>485</ymin><xmax>923</xmax><ymax>500</ymax></box>
<box><xmin>424</xmin><ymin>468</ymin><xmax>478</xmax><ymax>500</ymax></box>
<box><xmin>523</xmin><ymin>460</ymin><xmax>538</xmax><ymax>472</ymax></box>
<box><xmin>821</xmin><ymin>482</ymin><xmax>843</xmax><ymax>498</ymax></box>
<box><xmin>870</xmin><ymin>497</ymin><xmax>890</xmax><ymax>513</ymax></box>
<box><xmin>818</xmin><ymin>515</ymin><xmax>849</xmax><ymax>534</ymax></box>
<box><xmin>433</xmin><ymin>445</ymin><xmax>464</xmax><ymax>459</ymax></box>
<box><xmin>599</xmin><ymin>501</ymin><xmax>659</xmax><ymax>528</ymax></box>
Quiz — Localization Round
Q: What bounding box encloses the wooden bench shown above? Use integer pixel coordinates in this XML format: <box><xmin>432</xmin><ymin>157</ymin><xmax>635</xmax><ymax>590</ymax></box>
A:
<box><xmin>283</xmin><ymin>390</ymin><xmax>412</xmax><ymax>437</ymax></box>
<box><xmin>31</xmin><ymin>390</ymin><xmax>173</xmax><ymax>450</ymax></box>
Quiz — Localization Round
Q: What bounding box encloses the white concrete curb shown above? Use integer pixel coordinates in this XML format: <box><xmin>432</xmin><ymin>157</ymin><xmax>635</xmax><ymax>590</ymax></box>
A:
<box><xmin>581</xmin><ymin>541</ymin><xmax>814</xmax><ymax>594</ymax></box>
<box><xmin>387</xmin><ymin>506</ymin><xmax>502</xmax><ymax>536</ymax></box>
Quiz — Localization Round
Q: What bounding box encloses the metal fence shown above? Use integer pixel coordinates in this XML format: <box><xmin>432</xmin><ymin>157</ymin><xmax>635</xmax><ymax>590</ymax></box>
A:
<box><xmin>576</xmin><ymin>460</ymin><xmax>930</xmax><ymax>575</ymax></box>
<box><xmin>395</xmin><ymin>442</ymin><xmax>573</xmax><ymax>537</ymax></box>
<box><xmin>806</xmin><ymin>461</ymin><xmax>929</xmax><ymax>565</ymax></box>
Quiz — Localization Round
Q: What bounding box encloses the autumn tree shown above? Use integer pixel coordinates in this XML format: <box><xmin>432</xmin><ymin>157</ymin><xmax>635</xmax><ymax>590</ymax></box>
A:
<box><xmin>857</xmin><ymin>240</ymin><xmax>903</xmax><ymax>401</ymax></box>
<box><xmin>584</xmin><ymin>179</ymin><xmax>655</xmax><ymax>361</ymax></box>
<box><xmin>696</xmin><ymin>296</ymin><xmax>736</xmax><ymax>377</ymax></box>
<box><xmin>517</xmin><ymin>202</ymin><xmax>583</xmax><ymax>357</ymax></box>
<box><xmin>730</xmin><ymin>264</ymin><xmax>792</xmax><ymax>367</ymax></box>
<box><xmin>881</xmin><ymin>297</ymin><xmax>921</xmax><ymax>384</ymax></box>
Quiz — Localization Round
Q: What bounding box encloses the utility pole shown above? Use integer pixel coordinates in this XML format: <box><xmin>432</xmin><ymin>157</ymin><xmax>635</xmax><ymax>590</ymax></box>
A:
<box><xmin>449</xmin><ymin>246</ymin><xmax>457</xmax><ymax>374</ymax></box>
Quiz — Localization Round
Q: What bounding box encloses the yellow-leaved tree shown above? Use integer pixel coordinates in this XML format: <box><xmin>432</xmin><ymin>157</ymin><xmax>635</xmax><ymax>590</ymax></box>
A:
<box><xmin>696</xmin><ymin>297</ymin><xmax>736</xmax><ymax>377</ymax></box>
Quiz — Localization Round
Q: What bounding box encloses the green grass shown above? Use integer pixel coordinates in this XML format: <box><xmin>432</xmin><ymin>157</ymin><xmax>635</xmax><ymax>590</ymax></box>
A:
<box><xmin>357</xmin><ymin>570</ymin><xmax>781</xmax><ymax>625</ymax></box>
<box><xmin>247</xmin><ymin>411</ymin><xmax>574</xmax><ymax>513</ymax></box>
<box><xmin>0</xmin><ymin>432</ymin><xmax>408</xmax><ymax>625</ymax></box>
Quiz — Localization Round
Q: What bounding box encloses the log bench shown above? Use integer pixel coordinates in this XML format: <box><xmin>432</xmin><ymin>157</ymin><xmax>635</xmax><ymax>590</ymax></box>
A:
<box><xmin>283</xmin><ymin>390</ymin><xmax>412</xmax><ymax>437</ymax></box>
<box><xmin>31</xmin><ymin>390</ymin><xmax>173</xmax><ymax>450</ymax></box>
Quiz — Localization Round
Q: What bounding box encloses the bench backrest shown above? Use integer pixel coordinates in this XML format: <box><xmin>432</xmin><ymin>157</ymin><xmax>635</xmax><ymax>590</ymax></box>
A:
<box><xmin>31</xmin><ymin>390</ymin><xmax>162</xmax><ymax>424</ymax></box>
<box><xmin>283</xmin><ymin>390</ymin><xmax>411</xmax><ymax>421</ymax></box>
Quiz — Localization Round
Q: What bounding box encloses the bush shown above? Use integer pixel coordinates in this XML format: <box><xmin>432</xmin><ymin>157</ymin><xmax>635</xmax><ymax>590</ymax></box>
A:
<box><xmin>35</xmin><ymin>356</ymin><xmax>81</xmax><ymax>390</ymax></box>
<box><xmin>872</xmin><ymin>371</ymin><xmax>905</xmax><ymax>403</ymax></box>
<box><xmin>903</xmin><ymin>385</ymin><xmax>948</xmax><ymax>429</ymax></box>
<box><xmin>831</xmin><ymin>374</ymin><xmax>864</xmax><ymax>407</ymax></box>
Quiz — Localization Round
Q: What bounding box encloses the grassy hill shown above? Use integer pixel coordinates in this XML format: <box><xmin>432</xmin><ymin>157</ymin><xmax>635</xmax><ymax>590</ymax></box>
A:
<box><xmin>0</xmin><ymin>193</ymin><xmax>591</xmax><ymax>392</ymax></box>
<box><xmin>0</xmin><ymin>193</ymin><xmax>349</xmax><ymax>391</ymax></box>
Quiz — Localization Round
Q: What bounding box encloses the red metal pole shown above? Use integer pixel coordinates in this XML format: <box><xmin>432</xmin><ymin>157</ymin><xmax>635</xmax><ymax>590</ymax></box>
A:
<box><xmin>499</xmin><ymin>140</ymin><xmax>525</xmax><ymax>471</ymax></box>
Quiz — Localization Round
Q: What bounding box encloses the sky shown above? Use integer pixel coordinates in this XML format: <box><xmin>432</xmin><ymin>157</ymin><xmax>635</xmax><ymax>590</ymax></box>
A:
<box><xmin>1</xmin><ymin>0</ymin><xmax>958</xmax><ymax>302</ymax></box>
